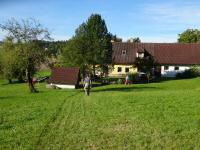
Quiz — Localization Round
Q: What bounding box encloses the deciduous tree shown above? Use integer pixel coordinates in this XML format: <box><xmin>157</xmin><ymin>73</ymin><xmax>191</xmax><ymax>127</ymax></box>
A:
<box><xmin>0</xmin><ymin>18</ymin><xmax>51</xmax><ymax>92</ymax></box>
<box><xmin>178</xmin><ymin>29</ymin><xmax>200</xmax><ymax>43</ymax></box>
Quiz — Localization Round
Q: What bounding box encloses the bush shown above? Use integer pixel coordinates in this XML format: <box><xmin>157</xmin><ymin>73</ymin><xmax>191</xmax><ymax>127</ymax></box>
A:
<box><xmin>117</xmin><ymin>78</ymin><xmax>124</xmax><ymax>84</ymax></box>
<box><xmin>176</xmin><ymin>66</ymin><xmax>200</xmax><ymax>79</ymax></box>
<box><xmin>129</xmin><ymin>73</ymin><xmax>140</xmax><ymax>83</ymax></box>
<box><xmin>102</xmin><ymin>77</ymin><xmax>125</xmax><ymax>84</ymax></box>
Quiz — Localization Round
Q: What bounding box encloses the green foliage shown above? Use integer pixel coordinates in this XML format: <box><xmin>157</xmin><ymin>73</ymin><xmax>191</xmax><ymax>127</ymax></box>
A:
<box><xmin>0</xmin><ymin>18</ymin><xmax>51</xmax><ymax>92</ymax></box>
<box><xmin>102</xmin><ymin>77</ymin><xmax>124</xmax><ymax>84</ymax></box>
<box><xmin>111</xmin><ymin>34</ymin><xmax>122</xmax><ymax>42</ymax></box>
<box><xmin>34</xmin><ymin>69</ymin><xmax>51</xmax><ymax>78</ymax></box>
<box><xmin>129</xmin><ymin>72</ymin><xmax>140</xmax><ymax>83</ymax></box>
<box><xmin>176</xmin><ymin>66</ymin><xmax>200</xmax><ymax>79</ymax></box>
<box><xmin>134</xmin><ymin>54</ymin><xmax>156</xmax><ymax>74</ymax></box>
<box><xmin>0</xmin><ymin>37</ymin><xmax>19</xmax><ymax>81</ymax></box>
<box><xmin>0</xmin><ymin>46</ymin><xmax>3</xmax><ymax>76</ymax></box>
<box><xmin>60</xmin><ymin>35</ymin><xmax>89</xmax><ymax>76</ymax></box>
<box><xmin>61</xmin><ymin>14</ymin><xmax>112</xmax><ymax>76</ymax></box>
<box><xmin>1</xmin><ymin>78</ymin><xmax>200</xmax><ymax>148</ymax></box>
<box><xmin>178</xmin><ymin>29</ymin><xmax>200</xmax><ymax>43</ymax></box>
<box><xmin>117</xmin><ymin>78</ymin><xmax>124</xmax><ymax>84</ymax></box>
<box><xmin>127</xmin><ymin>37</ymin><xmax>141</xmax><ymax>43</ymax></box>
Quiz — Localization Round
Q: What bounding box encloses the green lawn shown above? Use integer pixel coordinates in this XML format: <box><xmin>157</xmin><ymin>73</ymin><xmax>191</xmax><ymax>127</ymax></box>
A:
<box><xmin>1</xmin><ymin>78</ymin><xmax>200</xmax><ymax>149</ymax></box>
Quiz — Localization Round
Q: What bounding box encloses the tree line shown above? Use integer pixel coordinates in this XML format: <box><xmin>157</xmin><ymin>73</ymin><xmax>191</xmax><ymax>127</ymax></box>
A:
<box><xmin>0</xmin><ymin>14</ymin><xmax>199</xmax><ymax>92</ymax></box>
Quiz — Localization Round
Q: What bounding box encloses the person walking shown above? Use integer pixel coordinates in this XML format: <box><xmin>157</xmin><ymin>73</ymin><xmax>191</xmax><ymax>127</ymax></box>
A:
<box><xmin>125</xmin><ymin>74</ymin><xmax>130</xmax><ymax>85</ymax></box>
<box><xmin>84</xmin><ymin>74</ymin><xmax>91</xmax><ymax>96</ymax></box>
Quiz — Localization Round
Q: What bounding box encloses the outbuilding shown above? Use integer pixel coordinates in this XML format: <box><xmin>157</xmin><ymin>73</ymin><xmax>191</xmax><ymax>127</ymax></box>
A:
<box><xmin>48</xmin><ymin>67</ymin><xmax>80</xmax><ymax>89</ymax></box>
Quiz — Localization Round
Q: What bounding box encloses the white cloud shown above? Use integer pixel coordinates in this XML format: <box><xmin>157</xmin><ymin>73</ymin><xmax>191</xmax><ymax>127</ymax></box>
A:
<box><xmin>141</xmin><ymin>36</ymin><xmax>177</xmax><ymax>43</ymax></box>
<box><xmin>124</xmin><ymin>1</ymin><xmax>200</xmax><ymax>42</ymax></box>
<box><xmin>121</xmin><ymin>35</ymin><xmax>177</xmax><ymax>43</ymax></box>
<box><xmin>143</xmin><ymin>2</ymin><xmax>200</xmax><ymax>26</ymax></box>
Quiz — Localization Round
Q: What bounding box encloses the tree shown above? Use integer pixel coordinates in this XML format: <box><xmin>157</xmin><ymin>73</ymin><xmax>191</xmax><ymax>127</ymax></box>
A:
<box><xmin>34</xmin><ymin>40</ymin><xmax>67</xmax><ymax>69</ymax></box>
<box><xmin>61</xmin><ymin>14</ymin><xmax>112</xmax><ymax>77</ymax></box>
<box><xmin>61</xmin><ymin>36</ymin><xmax>89</xmax><ymax>77</ymax></box>
<box><xmin>134</xmin><ymin>52</ymin><xmax>156</xmax><ymax>83</ymax></box>
<box><xmin>111</xmin><ymin>34</ymin><xmax>122</xmax><ymax>42</ymax></box>
<box><xmin>127</xmin><ymin>37</ymin><xmax>141</xmax><ymax>43</ymax></box>
<box><xmin>0</xmin><ymin>51</ymin><xmax>2</xmax><ymax>77</ymax></box>
<box><xmin>0</xmin><ymin>18</ymin><xmax>51</xmax><ymax>92</ymax></box>
<box><xmin>85</xmin><ymin>14</ymin><xmax>112</xmax><ymax>76</ymax></box>
<box><xmin>1</xmin><ymin>37</ymin><xmax>18</xmax><ymax>83</ymax></box>
<box><xmin>178</xmin><ymin>29</ymin><xmax>200</xmax><ymax>43</ymax></box>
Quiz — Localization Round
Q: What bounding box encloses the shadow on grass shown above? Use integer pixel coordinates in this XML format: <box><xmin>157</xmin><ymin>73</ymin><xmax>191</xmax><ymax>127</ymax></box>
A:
<box><xmin>0</xmin><ymin>96</ymin><xmax>22</xmax><ymax>100</ymax></box>
<box><xmin>1</xmin><ymin>80</ymin><xmax>25</xmax><ymax>86</ymax></box>
<box><xmin>153</xmin><ymin>77</ymin><xmax>199</xmax><ymax>83</ymax></box>
<box><xmin>78</xmin><ymin>83</ymin><xmax>103</xmax><ymax>89</ymax></box>
<box><xmin>92</xmin><ymin>86</ymin><xmax>159</xmax><ymax>92</ymax></box>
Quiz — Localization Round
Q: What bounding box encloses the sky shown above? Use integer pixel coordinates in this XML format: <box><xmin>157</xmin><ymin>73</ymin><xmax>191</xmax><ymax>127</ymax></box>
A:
<box><xmin>0</xmin><ymin>0</ymin><xmax>200</xmax><ymax>42</ymax></box>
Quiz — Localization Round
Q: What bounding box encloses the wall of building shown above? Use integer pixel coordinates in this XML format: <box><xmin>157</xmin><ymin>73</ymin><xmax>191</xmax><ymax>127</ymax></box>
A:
<box><xmin>109</xmin><ymin>64</ymin><xmax>192</xmax><ymax>78</ymax></box>
<box><xmin>51</xmin><ymin>83</ymin><xmax>75</xmax><ymax>89</ymax></box>
<box><xmin>161</xmin><ymin>65</ymin><xmax>190</xmax><ymax>77</ymax></box>
<box><xmin>109</xmin><ymin>65</ymin><xmax>137</xmax><ymax>77</ymax></box>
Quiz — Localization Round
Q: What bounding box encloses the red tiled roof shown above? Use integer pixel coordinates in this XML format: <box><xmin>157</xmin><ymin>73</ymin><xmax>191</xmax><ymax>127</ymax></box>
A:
<box><xmin>112</xmin><ymin>42</ymin><xmax>200</xmax><ymax>65</ymax></box>
<box><xmin>49</xmin><ymin>67</ymin><xmax>80</xmax><ymax>85</ymax></box>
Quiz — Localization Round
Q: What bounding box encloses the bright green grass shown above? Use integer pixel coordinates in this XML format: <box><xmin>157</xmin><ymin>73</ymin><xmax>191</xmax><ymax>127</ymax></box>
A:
<box><xmin>1</xmin><ymin>78</ymin><xmax>200</xmax><ymax>149</ymax></box>
<box><xmin>34</xmin><ymin>69</ymin><xmax>51</xmax><ymax>78</ymax></box>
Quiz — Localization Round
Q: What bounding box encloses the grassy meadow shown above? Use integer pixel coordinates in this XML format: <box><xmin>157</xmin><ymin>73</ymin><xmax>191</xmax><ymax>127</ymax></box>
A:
<box><xmin>1</xmin><ymin>78</ymin><xmax>200</xmax><ymax>149</ymax></box>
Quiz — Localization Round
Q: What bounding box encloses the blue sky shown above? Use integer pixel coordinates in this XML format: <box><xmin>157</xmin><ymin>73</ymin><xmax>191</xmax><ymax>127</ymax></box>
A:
<box><xmin>1</xmin><ymin>0</ymin><xmax>200</xmax><ymax>42</ymax></box>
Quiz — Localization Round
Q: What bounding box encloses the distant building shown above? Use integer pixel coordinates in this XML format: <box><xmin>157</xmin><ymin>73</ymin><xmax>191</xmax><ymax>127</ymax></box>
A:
<box><xmin>48</xmin><ymin>67</ymin><xmax>80</xmax><ymax>89</ymax></box>
<box><xmin>110</xmin><ymin>42</ymin><xmax>200</xmax><ymax>77</ymax></box>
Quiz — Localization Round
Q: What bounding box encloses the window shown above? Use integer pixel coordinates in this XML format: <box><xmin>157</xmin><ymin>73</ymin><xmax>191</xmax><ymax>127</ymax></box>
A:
<box><xmin>136</xmin><ymin>52</ymin><xmax>144</xmax><ymax>58</ymax></box>
<box><xmin>125</xmin><ymin>67</ymin><xmax>129</xmax><ymax>73</ymax></box>
<box><xmin>122</xmin><ymin>50</ymin><xmax>126</xmax><ymax>55</ymax></box>
<box><xmin>175</xmin><ymin>66</ymin><xmax>179</xmax><ymax>70</ymax></box>
<box><xmin>164</xmin><ymin>66</ymin><xmax>169</xmax><ymax>70</ymax></box>
<box><xmin>118</xmin><ymin>67</ymin><xmax>122</xmax><ymax>72</ymax></box>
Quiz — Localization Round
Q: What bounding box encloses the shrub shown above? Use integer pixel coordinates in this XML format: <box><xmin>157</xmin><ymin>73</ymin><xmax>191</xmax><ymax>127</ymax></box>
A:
<box><xmin>102</xmin><ymin>77</ymin><xmax>125</xmax><ymax>84</ymax></box>
<box><xmin>176</xmin><ymin>66</ymin><xmax>200</xmax><ymax>79</ymax></box>
<box><xmin>129</xmin><ymin>73</ymin><xmax>140</xmax><ymax>83</ymax></box>
<box><xmin>117</xmin><ymin>78</ymin><xmax>124</xmax><ymax>84</ymax></box>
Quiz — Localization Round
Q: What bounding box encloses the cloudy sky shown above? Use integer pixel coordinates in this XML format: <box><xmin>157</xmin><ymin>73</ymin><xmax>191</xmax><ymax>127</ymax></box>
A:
<box><xmin>0</xmin><ymin>0</ymin><xmax>200</xmax><ymax>42</ymax></box>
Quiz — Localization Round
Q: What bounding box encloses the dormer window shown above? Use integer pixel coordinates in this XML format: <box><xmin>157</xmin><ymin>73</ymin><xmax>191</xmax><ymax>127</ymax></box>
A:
<box><xmin>136</xmin><ymin>52</ymin><xmax>144</xmax><ymax>58</ymax></box>
<box><xmin>136</xmin><ymin>49</ymin><xmax>145</xmax><ymax>58</ymax></box>
<box><xmin>122</xmin><ymin>50</ymin><xmax>126</xmax><ymax>55</ymax></box>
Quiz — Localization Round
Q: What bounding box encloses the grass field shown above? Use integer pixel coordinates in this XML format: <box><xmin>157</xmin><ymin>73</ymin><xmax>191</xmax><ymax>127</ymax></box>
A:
<box><xmin>1</xmin><ymin>78</ymin><xmax>200</xmax><ymax>149</ymax></box>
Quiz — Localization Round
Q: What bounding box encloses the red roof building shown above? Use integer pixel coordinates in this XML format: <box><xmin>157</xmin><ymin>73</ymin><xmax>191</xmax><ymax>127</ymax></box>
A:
<box><xmin>111</xmin><ymin>42</ymin><xmax>200</xmax><ymax>77</ymax></box>
<box><xmin>112</xmin><ymin>42</ymin><xmax>200</xmax><ymax>65</ymax></box>
<box><xmin>48</xmin><ymin>67</ymin><xmax>80</xmax><ymax>89</ymax></box>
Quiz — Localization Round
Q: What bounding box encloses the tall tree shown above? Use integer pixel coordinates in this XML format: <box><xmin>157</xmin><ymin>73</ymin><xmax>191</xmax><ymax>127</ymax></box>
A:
<box><xmin>0</xmin><ymin>18</ymin><xmax>51</xmax><ymax>92</ymax></box>
<box><xmin>178</xmin><ymin>29</ymin><xmax>200</xmax><ymax>43</ymax></box>
<box><xmin>61</xmin><ymin>14</ymin><xmax>112</xmax><ymax>77</ymax></box>
<box><xmin>85</xmin><ymin>14</ymin><xmax>112</xmax><ymax>76</ymax></box>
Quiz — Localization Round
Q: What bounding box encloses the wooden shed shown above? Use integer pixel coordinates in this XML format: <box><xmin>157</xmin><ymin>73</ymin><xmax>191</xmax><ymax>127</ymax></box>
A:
<box><xmin>48</xmin><ymin>67</ymin><xmax>80</xmax><ymax>89</ymax></box>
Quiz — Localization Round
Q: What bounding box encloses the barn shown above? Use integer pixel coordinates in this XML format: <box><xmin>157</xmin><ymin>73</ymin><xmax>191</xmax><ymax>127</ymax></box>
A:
<box><xmin>48</xmin><ymin>67</ymin><xmax>80</xmax><ymax>89</ymax></box>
